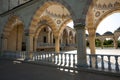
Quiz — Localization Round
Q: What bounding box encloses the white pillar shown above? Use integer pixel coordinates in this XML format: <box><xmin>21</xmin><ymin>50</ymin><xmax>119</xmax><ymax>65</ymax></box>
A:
<box><xmin>75</xmin><ymin>24</ymin><xmax>87</xmax><ymax>67</ymax></box>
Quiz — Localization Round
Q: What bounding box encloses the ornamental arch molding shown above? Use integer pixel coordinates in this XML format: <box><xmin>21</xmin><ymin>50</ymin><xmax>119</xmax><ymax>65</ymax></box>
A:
<box><xmin>29</xmin><ymin>0</ymin><xmax>92</xmax><ymax>32</ymax></box>
<box><xmin>3</xmin><ymin>15</ymin><xmax>24</xmax><ymax>38</ymax></box>
<box><xmin>34</xmin><ymin>15</ymin><xmax>57</xmax><ymax>37</ymax></box>
<box><xmin>95</xmin><ymin>9</ymin><xmax>120</xmax><ymax>30</ymax></box>
<box><xmin>29</xmin><ymin>1</ymin><xmax>75</xmax><ymax>33</ymax></box>
<box><xmin>58</xmin><ymin>19</ymin><xmax>72</xmax><ymax>37</ymax></box>
<box><xmin>2</xmin><ymin>15</ymin><xmax>24</xmax><ymax>51</ymax></box>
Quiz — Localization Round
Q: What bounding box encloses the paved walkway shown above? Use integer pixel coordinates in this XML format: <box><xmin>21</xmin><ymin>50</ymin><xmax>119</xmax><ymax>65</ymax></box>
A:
<box><xmin>0</xmin><ymin>59</ymin><xmax>74</xmax><ymax>80</ymax></box>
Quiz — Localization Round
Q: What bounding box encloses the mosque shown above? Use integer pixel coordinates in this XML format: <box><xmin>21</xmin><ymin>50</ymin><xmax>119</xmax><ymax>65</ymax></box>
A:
<box><xmin>0</xmin><ymin>0</ymin><xmax>120</xmax><ymax>67</ymax></box>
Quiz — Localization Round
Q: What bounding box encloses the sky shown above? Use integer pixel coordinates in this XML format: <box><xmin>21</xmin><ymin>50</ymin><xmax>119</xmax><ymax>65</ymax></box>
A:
<box><xmin>67</xmin><ymin>13</ymin><xmax>120</xmax><ymax>35</ymax></box>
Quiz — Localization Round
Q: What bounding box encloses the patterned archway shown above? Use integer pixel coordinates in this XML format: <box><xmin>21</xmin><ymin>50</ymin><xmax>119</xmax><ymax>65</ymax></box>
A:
<box><xmin>29</xmin><ymin>1</ymin><xmax>75</xmax><ymax>35</ymax></box>
<box><xmin>95</xmin><ymin>9</ymin><xmax>120</xmax><ymax>30</ymax></box>
<box><xmin>58</xmin><ymin>19</ymin><xmax>72</xmax><ymax>37</ymax></box>
<box><xmin>34</xmin><ymin>15</ymin><xmax>57</xmax><ymax>37</ymax></box>
<box><xmin>3</xmin><ymin>15</ymin><xmax>24</xmax><ymax>51</ymax></box>
<box><xmin>3</xmin><ymin>15</ymin><xmax>24</xmax><ymax>37</ymax></box>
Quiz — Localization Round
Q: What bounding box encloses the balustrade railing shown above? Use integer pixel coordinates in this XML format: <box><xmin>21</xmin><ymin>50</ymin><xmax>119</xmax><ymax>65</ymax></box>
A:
<box><xmin>1</xmin><ymin>51</ymin><xmax>120</xmax><ymax>72</ymax></box>
<box><xmin>37</xmin><ymin>43</ymin><xmax>55</xmax><ymax>47</ymax></box>
<box><xmin>87</xmin><ymin>54</ymin><xmax>120</xmax><ymax>72</ymax></box>
<box><xmin>32</xmin><ymin>52</ymin><xmax>77</xmax><ymax>69</ymax></box>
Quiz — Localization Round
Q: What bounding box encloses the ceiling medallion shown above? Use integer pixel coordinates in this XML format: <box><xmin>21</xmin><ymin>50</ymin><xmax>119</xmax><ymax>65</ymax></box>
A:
<box><xmin>95</xmin><ymin>11</ymin><xmax>100</xmax><ymax>17</ymax></box>
<box><xmin>56</xmin><ymin>20</ymin><xmax>61</xmax><ymax>24</ymax></box>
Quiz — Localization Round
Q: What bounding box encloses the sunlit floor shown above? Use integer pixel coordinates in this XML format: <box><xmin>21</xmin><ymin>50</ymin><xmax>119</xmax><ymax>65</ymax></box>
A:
<box><xmin>65</xmin><ymin>47</ymin><xmax>120</xmax><ymax>55</ymax></box>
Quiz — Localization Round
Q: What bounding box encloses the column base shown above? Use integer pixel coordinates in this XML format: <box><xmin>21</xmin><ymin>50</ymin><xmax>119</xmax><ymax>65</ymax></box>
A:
<box><xmin>76</xmin><ymin>64</ymin><xmax>88</xmax><ymax>68</ymax></box>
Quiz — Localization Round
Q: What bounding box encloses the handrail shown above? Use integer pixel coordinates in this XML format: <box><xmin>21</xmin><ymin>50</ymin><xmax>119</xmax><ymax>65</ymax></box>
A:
<box><xmin>87</xmin><ymin>54</ymin><xmax>120</xmax><ymax>72</ymax></box>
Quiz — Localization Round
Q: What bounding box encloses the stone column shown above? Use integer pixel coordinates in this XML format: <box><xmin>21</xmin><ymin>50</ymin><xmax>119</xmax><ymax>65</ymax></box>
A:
<box><xmin>114</xmin><ymin>38</ymin><xmax>118</xmax><ymax>49</ymax></box>
<box><xmin>88</xmin><ymin>28</ymin><xmax>96</xmax><ymax>67</ymax></box>
<box><xmin>3</xmin><ymin>37</ymin><xmax>8</xmax><ymax>51</ymax></box>
<box><xmin>33</xmin><ymin>37</ymin><xmax>37</xmax><ymax>52</ymax></box>
<box><xmin>26</xmin><ymin>34</ymin><xmax>34</xmax><ymax>52</ymax></box>
<box><xmin>0</xmin><ymin>34</ymin><xmax>4</xmax><ymax>55</ymax></box>
<box><xmin>55</xmin><ymin>36</ymin><xmax>60</xmax><ymax>53</ymax></box>
<box><xmin>17</xmin><ymin>26</ymin><xmax>23</xmax><ymax>51</ymax></box>
<box><xmin>100</xmin><ymin>39</ymin><xmax>104</xmax><ymax>49</ymax></box>
<box><xmin>26</xmin><ymin>32</ymin><xmax>34</xmax><ymax>59</ymax></box>
<box><xmin>75</xmin><ymin>24</ymin><xmax>87</xmax><ymax>67</ymax></box>
<box><xmin>48</xmin><ymin>31</ymin><xmax>50</xmax><ymax>44</ymax></box>
<box><xmin>88</xmin><ymin>28</ymin><xmax>96</xmax><ymax>54</ymax></box>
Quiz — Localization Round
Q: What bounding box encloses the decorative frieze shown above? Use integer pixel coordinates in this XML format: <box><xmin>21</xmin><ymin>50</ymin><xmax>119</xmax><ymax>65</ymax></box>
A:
<box><xmin>95</xmin><ymin>1</ymin><xmax>120</xmax><ymax>10</ymax></box>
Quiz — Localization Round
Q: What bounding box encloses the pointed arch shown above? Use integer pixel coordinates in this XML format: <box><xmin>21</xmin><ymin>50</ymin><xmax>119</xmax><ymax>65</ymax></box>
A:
<box><xmin>3</xmin><ymin>15</ymin><xmax>24</xmax><ymax>37</ymax></box>
<box><xmin>2</xmin><ymin>15</ymin><xmax>24</xmax><ymax>51</ymax></box>
<box><xmin>29</xmin><ymin>1</ymin><xmax>75</xmax><ymax>34</ymax></box>
<box><xmin>95</xmin><ymin>9</ymin><xmax>120</xmax><ymax>30</ymax></box>
<box><xmin>58</xmin><ymin>18</ymin><xmax>72</xmax><ymax>37</ymax></box>
<box><xmin>34</xmin><ymin>15</ymin><xmax>57</xmax><ymax>37</ymax></box>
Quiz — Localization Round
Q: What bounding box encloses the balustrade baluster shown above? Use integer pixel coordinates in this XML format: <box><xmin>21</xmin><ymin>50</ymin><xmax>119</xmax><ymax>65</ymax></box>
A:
<box><xmin>48</xmin><ymin>53</ymin><xmax>51</xmax><ymax>62</ymax></box>
<box><xmin>60</xmin><ymin>53</ymin><xmax>63</xmax><ymax>66</ymax></box>
<box><xmin>37</xmin><ymin>52</ymin><xmax>39</xmax><ymax>61</ymax></box>
<box><xmin>69</xmin><ymin>54</ymin><xmax>71</xmax><ymax>67</ymax></box>
<box><xmin>89</xmin><ymin>55</ymin><xmax>92</xmax><ymax>67</ymax></box>
<box><xmin>45</xmin><ymin>53</ymin><xmax>47</xmax><ymax>61</ymax></box>
<box><xmin>41</xmin><ymin>53</ymin><xmax>44</xmax><ymax>61</ymax></box>
<box><xmin>39</xmin><ymin>53</ymin><xmax>42</xmax><ymax>60</ymax></box>
<box><xmin>53</xmin><ymin>53</ymin><xmax>56</xmax><ymax>63</ymax></box>
<box><xmin>50</xmin><ymin>53</ymin><xmax>53</xmax><ymax>62</ymax></box>
<box><xmin>32</xmin><ymin>52</ymin><xmax>34</xmax><ymax>60</ymax></box>
<box><xmin>95</xmin><ymin>55</ymin><xmax>98</xmax><ymax>68</ymax></box>
<box><xmin>107</xmin><ymin>55</ymin><xmax>111</xmax><ymax>70</ymax></box>
<box><xmin>38</xmin><ymin>53</ymin><xmax>40</xmax><ymax>61</ymax></box>
<box><xmin>115</xmin><ymin>56</ymin><xmax>119</xmax><ymax>71</ymax></box>
<box><xmin>101</xmin><ymin>55</ymin><xmax>104</xmax><ymax>69</ymax></box>
<box><xmin>73</xmin><ymin>54</ymin><xmax>76</xmax><ymax>68</ymax></box>
<box><xmin>64</xmin><ymin>54</ymin><xmax>67</xmax><ymax>67</ymax></box>
<box><xmin>57</xmin><ymin>54</ymin><xmax>59</xmax><ymax>64</ymax></box>
<box><xmin>23</xmin><ymin>52</ymin><xmax>25</xmax><ymax>59</ymax></box>
<box><xmin>32</xmin><ymin>52</ymin><xmax>35</xmax><ymax>61</ymax></box>
<box><xmin>47</xmin><ymin>53</ymin><xmax>50</xmax><ymax>62</ymax></box>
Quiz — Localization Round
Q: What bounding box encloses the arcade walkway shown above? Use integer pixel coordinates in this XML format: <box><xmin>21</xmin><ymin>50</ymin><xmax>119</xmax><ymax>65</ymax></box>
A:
<box><xmin>0</xmin><ymin>59</ymin><xmax>74</xmax><ymax>80</ymax></box>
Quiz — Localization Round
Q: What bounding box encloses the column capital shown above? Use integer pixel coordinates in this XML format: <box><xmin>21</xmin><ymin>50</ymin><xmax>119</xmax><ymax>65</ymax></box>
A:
<box><xmin>74</xmin><ymin>23</ymin><xmax>85</xmax><ymax>30</ymax></box>
<box><xmin>25</xmin><ymin>29</ymin><xmax>34</xmax><ymax>36</ymax></box>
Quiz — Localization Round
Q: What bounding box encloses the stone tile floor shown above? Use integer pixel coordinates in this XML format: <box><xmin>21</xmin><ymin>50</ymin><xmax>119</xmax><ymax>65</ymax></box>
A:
<box><xmin>0</xmin><ymin>59</ymin><xmax>74</xmax><ymax>80</ymax></box>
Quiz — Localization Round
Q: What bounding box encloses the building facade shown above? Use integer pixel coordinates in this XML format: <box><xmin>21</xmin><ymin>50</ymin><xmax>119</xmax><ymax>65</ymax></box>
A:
<box><xmin>0</xmin><ymin>0</ymin><xmax>120</xmax><ymax>67</ymax></box>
